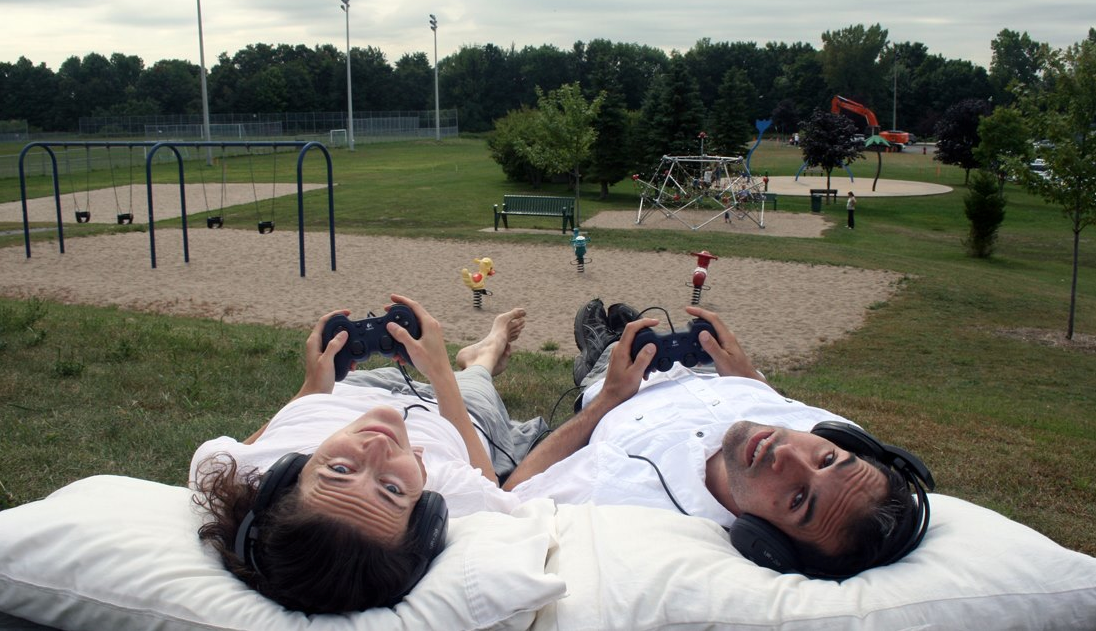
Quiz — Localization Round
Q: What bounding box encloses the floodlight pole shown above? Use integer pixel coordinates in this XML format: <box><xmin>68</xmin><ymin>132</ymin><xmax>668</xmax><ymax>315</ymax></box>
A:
<box><xmin>196</xmin><ymin>0</ymin><xmax>213</xmax><ymax>165</ymax></box>
<box><xmin>341</xmin><ymin>0</ymin><xmax>355</xmax><ymax>151</ymax></box>
<box><xmin>430</xmin><ymin>14</ymin><xmax>440</xmax><ymax>141</ymax></box>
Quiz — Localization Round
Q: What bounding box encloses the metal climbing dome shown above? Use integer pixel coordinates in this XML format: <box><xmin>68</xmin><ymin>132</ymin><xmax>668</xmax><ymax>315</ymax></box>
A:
<box><xmin>633</xmin><ymin>154</ymin><xmax>767</xmax><ymax>230</ymax></box>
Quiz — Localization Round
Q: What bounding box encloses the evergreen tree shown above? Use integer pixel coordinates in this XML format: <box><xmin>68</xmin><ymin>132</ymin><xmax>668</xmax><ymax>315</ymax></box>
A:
<box><xmin>636</xmin><ymin>54</ymin><xmax>707</xmax><ymax>170</ymax></box>
<box><xmin>709</xmin><ymin>68</ymin><xmax>754</xmax><ymax>156</ymax></box>
<box><xmin>962</xmin><ymin>169</ymin><xmax>1007</xmax><ymax>258</ymax></box>
<box><xmin>585</xmin><ymin>66</ymin><xmax>633</xmax><ymax>199</ymax></box>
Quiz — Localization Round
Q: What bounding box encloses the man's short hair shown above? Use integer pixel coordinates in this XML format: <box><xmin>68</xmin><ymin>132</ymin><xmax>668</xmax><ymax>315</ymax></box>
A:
<box><xmin>794</xmin><ymin>456</ymin><xmax>918</xmax><ymax>578</ymax></box>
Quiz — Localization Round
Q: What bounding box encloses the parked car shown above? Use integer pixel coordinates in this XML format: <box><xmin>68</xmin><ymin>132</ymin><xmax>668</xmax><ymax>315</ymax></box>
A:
<box><xmin>1029</xmin><ymin>158</ymin><xmax>1052</xmax><ymax>181</ymax></box>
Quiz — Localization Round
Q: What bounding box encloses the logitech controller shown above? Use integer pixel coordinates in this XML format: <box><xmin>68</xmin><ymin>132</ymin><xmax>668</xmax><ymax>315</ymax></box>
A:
<box><xmin>630</xmin><ymin>318</ymin><xmax>715</xmax><ymax>376</ymax></box>
<box><xmin>321</xmin><ymin>305</ymin><xmax>422</xmax><ymax>381</ymax></box>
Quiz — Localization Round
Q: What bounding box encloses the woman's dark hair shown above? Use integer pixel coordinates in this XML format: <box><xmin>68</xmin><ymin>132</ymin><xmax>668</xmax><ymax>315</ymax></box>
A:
<box><xmin>193</xmin><ymin>455</ymin><xmax>429</xmax><ymax>614</ymax></box>
<box><xmin>793</xmin><ymin>456</ymin><xmax>919</xmax><ymax>578</ymax></box>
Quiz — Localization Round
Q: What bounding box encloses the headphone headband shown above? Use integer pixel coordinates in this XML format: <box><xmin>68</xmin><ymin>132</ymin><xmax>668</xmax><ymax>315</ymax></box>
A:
<box><xmin>234</xmin><ymin>452</ymin><xmax>309</xmax><ymax>573</ymax></box>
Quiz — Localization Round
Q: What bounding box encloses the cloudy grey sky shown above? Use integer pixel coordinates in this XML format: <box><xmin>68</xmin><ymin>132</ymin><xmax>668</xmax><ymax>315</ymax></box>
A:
<box><xmin>2</xmin><ymin>0</ymin><xmax>1092</xmax><ymax>72</ymax></box>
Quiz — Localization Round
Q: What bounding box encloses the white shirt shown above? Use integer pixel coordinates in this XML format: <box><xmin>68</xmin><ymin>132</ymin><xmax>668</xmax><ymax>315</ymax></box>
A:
<box><xmin>511</xmin><ymin>364</ymin><xmax>856</xmax><ymax>528</ymax></box>
<box><xmin>189</xmin><ymin>382</ymin><xmax>521</xmax><ymax>518</ymax></box>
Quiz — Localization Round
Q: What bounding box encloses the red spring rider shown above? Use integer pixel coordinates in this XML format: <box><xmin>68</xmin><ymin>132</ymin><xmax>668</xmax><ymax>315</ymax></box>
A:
<box><xmin>689</xmin><ymin>250</ymin><xmax>719</xmax><ymax>305</ymax></box>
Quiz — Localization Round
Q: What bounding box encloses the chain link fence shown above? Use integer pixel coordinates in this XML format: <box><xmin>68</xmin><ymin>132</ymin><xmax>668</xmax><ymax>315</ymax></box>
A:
<box><xmin>1</xmin><ymin>110</ymin><xmax>458</xmax><ymax>178</ymax></box>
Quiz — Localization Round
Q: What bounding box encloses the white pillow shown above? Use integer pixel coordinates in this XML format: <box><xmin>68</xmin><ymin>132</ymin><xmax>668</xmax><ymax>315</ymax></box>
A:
<box><xmin>0</xmin><ymin>475</ymin><xmax>565</xmax><ymax>631</ymax></box>
<box><xmin>535</xmin><ymin>495</ymin><xmax>1096</xmax><ymax>631</ymax></box>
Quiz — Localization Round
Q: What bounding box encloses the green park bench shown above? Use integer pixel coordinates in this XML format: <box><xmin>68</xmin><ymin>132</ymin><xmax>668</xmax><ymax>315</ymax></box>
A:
<box><xmin>809</xmin><ymin>188</ymin><xmax>839</xmax><ymax>203</ymax></box>
<box><xmin>493</xmin><ymin>195</ymin><xmax>575</xmax><ymax>233</ymax></box>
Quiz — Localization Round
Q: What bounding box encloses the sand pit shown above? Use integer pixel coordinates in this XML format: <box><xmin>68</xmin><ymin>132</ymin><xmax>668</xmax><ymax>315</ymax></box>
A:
<box><xmin>1</xmin><ymin>224</ymin><xmax>904</xmax><ymax>372</ymax></box>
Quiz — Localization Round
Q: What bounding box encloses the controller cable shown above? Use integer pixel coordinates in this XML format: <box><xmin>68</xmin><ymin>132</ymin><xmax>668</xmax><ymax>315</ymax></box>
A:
<box><xmin>395</xmin><ymin>363</ymin><xmax>520</xmax><ymax>470</ymax></box>
<box><xmin>626</xmin><ymin>454</ymin><xmax>691</xmax><ymax>516</ymax></box>
<box><xmin>636</xmin><ymin>306</ymin><xmax>677</xmax><ymax>333</ymax></box>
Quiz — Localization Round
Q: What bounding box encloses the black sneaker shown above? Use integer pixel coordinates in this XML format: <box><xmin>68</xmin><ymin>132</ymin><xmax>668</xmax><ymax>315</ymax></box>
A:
<box><xmin>606</xmin><ymin>303</ymin><xmax>640</xmax><ymax>336</ymax></box>
<box><xmin>572</xmin><ymin>299</ymin><xmax>612</xmax><ymax>385</ymax></box>
<box><xmin>573</xmin><ymin>298</ymin><xmax>605</xmax><ymax>351</ymax></box>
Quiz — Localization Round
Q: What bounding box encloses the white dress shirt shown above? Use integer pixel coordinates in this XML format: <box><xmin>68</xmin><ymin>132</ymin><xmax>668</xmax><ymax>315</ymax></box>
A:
<box><xmin>511</xmin><ymin>364</ymin><xmax>855</xmax><ymax>528</ymax></box>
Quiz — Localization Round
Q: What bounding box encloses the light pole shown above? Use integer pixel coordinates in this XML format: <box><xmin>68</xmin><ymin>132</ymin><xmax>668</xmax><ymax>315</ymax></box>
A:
<box><xmin>340</xmin><ymin>0</ymin><xmax>355</xmax><ymax>151</ymax></box>
<box><xmin>430</xmin><ymin>14</ymin><xmax>440</xmax><ymax>141</ymax></box>
<box><xmin>196</xmin><ymin>0</ymin><xmax>212</xmax><ymax>165</ymax></box>
<box><xmin>892</xmin><ymin>52</ymin><xmax>899</xmax><ymax>132</ymax></box>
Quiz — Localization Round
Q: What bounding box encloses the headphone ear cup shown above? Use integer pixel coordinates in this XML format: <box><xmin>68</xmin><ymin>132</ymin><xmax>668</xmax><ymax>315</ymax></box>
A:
<box><xmin>729</xmin><ymin>513</ymin><xmax>800</xmax><ymax>574</ymax></box>
<box><xmin>410</xmin><ymin>490</ymin><xmax>449</xmax><ymax>560</ymax></box>
<box><xmin>390</xmin><ymin>490</ymin><xmax>449</xmax><ymax>605</ymax></box>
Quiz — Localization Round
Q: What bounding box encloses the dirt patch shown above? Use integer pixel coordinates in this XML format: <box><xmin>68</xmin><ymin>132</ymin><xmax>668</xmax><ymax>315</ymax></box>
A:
<box><xmin>995</xmin><ymin>327</ymin><xmax>1096</xmax><ymax>353</ymax></box>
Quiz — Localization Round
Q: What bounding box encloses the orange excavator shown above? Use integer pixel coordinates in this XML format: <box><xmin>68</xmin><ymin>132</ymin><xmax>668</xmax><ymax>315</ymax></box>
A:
<box><xmin>830</xmin><ymin>95</ymin><xmax>910</xmax><ymax>150</ymax></box>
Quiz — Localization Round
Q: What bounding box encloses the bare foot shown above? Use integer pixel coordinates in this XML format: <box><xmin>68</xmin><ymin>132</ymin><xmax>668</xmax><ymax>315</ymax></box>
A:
<box><xmin>456</xmin><ymin>308</ymin><xmax>527</xmax><ymax>376</ymax></box>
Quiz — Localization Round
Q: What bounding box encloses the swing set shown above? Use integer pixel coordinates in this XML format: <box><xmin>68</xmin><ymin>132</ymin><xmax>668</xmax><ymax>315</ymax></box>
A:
<box><xmin>197</xmin><ymin>144</ymin><xmax>279</xmax><ymax>233</ymax></box>
<box><xmin>17</xmin><ymin>140</ymin><xmax>337</xmax><ymax>277</ymax></box>
<box><xmin>61</xmin><ymin>144</ymin><xmax>141</xmax><ymax>225</ymax></box>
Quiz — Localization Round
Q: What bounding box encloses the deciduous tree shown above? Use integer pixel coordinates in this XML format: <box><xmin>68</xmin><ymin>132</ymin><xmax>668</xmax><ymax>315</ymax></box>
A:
<box><xmin>798</xmin><ymin>108</ymin><xmax>862</xmax><ymax>190</ymax></box>
<box><xmin>515</xmin><ymin>83</ymin><xmax>603</xmax><ymax>223</ymax></box>
<box><xmin>934</xmin><ymin>98</ymin><xmax>992</xmax><ymax>184</ymax></box>
<box><xmin>1015</xmin><ymin>34</ymin><xmax>1096</xmax><ymax>339</ymax></box>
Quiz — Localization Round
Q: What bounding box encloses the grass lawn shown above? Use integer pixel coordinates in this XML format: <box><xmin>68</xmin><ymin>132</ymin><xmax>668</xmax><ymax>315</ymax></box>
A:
<box><xmin>1</xmin><ymin>137</ymin><xmax>1093</xmax><ymax>557</ymax></box>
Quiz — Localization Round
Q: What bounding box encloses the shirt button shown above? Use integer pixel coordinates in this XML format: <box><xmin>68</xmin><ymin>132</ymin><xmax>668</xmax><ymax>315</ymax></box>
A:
<box><xmin>634</xmin><ymin>415</ymin><xmax>644</xmax><ymax>421</ymax></box>
<box><xmin>695</xmin><ymin>431</ymin><xmax>705</xmax><ymax>438</ymax></box>
<box><xmin>710</xmin><ymin>399</ymin><xmax>720</xmax><ymax>406</ymax></box>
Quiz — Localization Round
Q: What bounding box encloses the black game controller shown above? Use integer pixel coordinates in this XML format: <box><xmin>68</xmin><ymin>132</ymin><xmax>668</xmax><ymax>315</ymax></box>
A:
<box><xmin>322</xmin><ymin>305</ymin><xmax>422</xmax><ymax>381</ymax></box>
<box><xmin>630</xmin><ymin>318</ymin><xmax>716</xmax><ymax>376</ymax></box>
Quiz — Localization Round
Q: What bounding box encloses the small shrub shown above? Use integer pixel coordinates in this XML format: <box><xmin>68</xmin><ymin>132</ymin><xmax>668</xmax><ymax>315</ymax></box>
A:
<box><xmin>53</xmin><ymin>357</ymin><xmax>85</xmax><ymax>378</ymax></box>
<box><xmin>963</xmin><ymin>170</ymin><xmax>1007</xmax><ymax>258</ymax></box>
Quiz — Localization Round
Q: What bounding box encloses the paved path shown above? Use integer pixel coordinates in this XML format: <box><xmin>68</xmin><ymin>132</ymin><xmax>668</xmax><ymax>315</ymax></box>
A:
<box><xmin>764</xmin><ymin>175</ymin><xmax>951</xmax><ymax>198</ymax></box>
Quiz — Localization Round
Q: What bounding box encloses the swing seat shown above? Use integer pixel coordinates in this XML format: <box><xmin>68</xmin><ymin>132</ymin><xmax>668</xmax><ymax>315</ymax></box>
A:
<box><xmin>207</xmin><ymin>216</ymin><xmax>223</xmax><ymax>229</ymax></box>
<box><xmin>75</xmin><ymin>210</ymin><xmax>91</xmax><ymax>224</ymax></box>
<box><xmin>116</xmin><ymin>213</ymin><xmax>133</xmax><ymax>225</ymax></box>
<box><xmin>257</xmin><ymin>221</ymin><xmax>275</xmax><ymax>234</ymax></box>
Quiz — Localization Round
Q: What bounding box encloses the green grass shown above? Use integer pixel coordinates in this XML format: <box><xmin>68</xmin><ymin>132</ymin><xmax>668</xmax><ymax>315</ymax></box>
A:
<box><xmin>1</xmin><ymin>138</ymin><xmax>1093</xmax><ymax>558</ymax></box>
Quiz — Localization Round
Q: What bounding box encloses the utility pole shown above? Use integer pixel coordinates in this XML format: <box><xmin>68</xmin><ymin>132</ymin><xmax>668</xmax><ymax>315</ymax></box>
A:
<box><xmin>892</xmin><ymin>52</ymin><xmax>900</xmax><ymax>131</ymax></box>
<box><xmin>430</xmin><ymin>14</ymin><xmax>440</xmax><ymax>141</ymax></box>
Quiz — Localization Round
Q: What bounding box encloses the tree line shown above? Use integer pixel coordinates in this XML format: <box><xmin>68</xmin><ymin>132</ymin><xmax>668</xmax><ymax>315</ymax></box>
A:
<box><xmin>0</xmin><ymin>24</ymin><xmax>1055</xmax><ymax>137</ymax></box>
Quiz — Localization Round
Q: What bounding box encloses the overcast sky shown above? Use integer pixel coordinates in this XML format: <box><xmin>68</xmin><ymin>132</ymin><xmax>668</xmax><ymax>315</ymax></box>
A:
<box><xmin>2</xmin><ymin>0</ymin><xmax>1092</xmax><ymax>73</ymax></box>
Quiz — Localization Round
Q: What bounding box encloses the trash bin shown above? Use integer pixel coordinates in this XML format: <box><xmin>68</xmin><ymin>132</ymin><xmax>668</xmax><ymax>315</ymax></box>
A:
<box><xmin>810</xmin><ymin>194</ymin><xmax>822</xmax><ymax>213</ymax></box>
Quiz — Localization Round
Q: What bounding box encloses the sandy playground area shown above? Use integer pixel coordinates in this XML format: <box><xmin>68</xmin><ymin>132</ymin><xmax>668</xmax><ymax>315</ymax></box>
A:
<box><xmin>2</xmin><ymin>180</ymin><xmax>909</xmax><ymax>372</ymax></box>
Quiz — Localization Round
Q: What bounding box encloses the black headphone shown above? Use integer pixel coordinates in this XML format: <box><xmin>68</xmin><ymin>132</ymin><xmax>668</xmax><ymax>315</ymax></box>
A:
<box><xmin>233</xmin><ymin>452</ymin><xmax>449</xmax><ymax>604</ymax></box>
<box><xmin>729</xmin><ymin>421</ymin><xmax>935</xmax><ymax>579</ymax></box>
